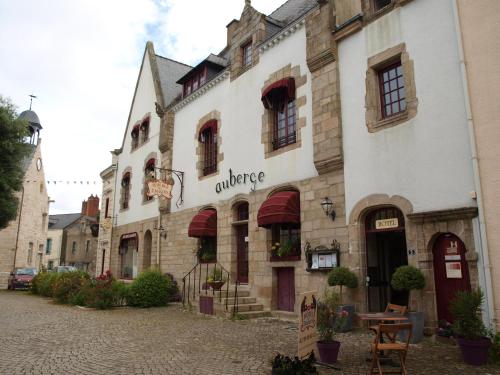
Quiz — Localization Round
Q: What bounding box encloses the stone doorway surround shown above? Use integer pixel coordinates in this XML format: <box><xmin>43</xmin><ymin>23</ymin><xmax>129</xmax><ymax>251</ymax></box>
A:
<box><xmin>348</xmin><ymin>194</ymin><xmax>479</xmax><ymax>331</ymax></box>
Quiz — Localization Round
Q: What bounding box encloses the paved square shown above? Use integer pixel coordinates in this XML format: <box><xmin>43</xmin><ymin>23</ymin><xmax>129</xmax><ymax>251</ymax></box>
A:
<box><xmin>1</xmin><ymin>291</ymin><xmax>499</xmax><ymax>374</ymax></box>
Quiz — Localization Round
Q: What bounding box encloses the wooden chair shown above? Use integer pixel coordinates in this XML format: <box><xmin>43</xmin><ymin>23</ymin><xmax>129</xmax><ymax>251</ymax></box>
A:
<box><xmin>368</xmin><ymin>323</ymin><xmax>412</xmax><ymax>375</ymax></box>
<box><xmin>369</xmin><ymin>304</ymin><xmax>407</xmax><ymax>335</ymax></box>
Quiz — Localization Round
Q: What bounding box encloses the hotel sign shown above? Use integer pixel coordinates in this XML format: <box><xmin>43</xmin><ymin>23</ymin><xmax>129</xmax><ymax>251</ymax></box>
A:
<box><xmin>375</xmin><ymin>218</ymin><xmax>399</xmax><ymax>230</ymax></box>
<box><xmin>147</xmin><ymin>179</ymin><xmax>173</xmax><ymax>199</ymax></box>
<box><xmin>298</xmin><ymin>291</ymin><xmax>318</xmax><ymax>359</ymax></box>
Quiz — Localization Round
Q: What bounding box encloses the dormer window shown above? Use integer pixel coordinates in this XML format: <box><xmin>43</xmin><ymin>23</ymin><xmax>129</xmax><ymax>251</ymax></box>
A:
<box><xmin>373</xmin><ymin>0</ymin><xmax>391</xmax><ymax>11</ymax></box>
<box><xmin>242</xmin><ymin>41</ymin><xmax>252</xmax><ymax>67</ymax></box>
<box><xmin>140</xmin><ymin>118</ymin><xmax>149</xmax><ymax>143</ymax></box>
<box><xmin>183</xmin><ymin>67</ymin><xmax>208</xmax><ymax>98</ymax></box>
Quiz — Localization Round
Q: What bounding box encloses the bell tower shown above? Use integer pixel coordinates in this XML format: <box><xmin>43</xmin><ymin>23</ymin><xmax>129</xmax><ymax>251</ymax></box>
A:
<box><xmin>18</xmin><ymin>95</ymin><xmax>42</xmax><ymax>145</ymax></box>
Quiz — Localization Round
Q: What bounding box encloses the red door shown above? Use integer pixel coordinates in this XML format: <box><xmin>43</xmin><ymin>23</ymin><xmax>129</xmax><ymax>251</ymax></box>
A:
<box><xmin>277</xmin><ymin>267</ymin><xmax>295</xmax><ymax>312</ymax></box>
<box><xmin>433</xmin><ymin>234</ymin><xmax>471</xmax><ymax>323</ymax></box>
<box><xmin>236</xmin><ymin>225</ymin><xmax>249</xmax><ymax>283</ymax></box>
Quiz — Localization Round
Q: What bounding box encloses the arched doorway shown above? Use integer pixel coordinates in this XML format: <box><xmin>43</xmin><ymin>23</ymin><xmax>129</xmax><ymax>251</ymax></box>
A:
<box><xmin>143</xmin><ymin>230</ymin><xmax>152</xmax><ymax>270</ymax></box>
<box><xmin>432</xmin><ymin>233</ymin><xmax>471</xmax><ymax>323</ymax></box>
<box><xmin>365</xmin><ymin>207</ymin><xmax>408</xmax><ymax>312</ymax></box>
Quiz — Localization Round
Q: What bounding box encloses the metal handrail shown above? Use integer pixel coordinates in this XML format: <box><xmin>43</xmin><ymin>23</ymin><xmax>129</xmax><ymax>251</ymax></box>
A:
<box><xmin>181</xmin><ymin>261</ymin><xmax>237</xmax><ymax>317</ymax></box>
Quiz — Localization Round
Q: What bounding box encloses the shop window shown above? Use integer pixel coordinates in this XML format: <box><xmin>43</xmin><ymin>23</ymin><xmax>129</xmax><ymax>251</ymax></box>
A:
<box><xmin>199</xmin><ymin>122</ymin><xmax>217</xmax><ymax>176</ymax></box>
<box><xmin>72</xmin><ymin>241</ymin><xmax>77</xmax><ymax>255</ymax></box>
<box><xmin>140</xmin><ymin>118</ymin><xmax>150</xmax><ymax>143</ymax></box>
<box><xmin>46</xmin><ymin>238</ymin><xmax>52</xmax><ymax>255</ymax></box>
<box><xmin>373</xmin><ymin>0</ymin><xmax>392</xmax><ymax>11</ymax></box>
<box><xmin>242</xmin><ymin>41</ymin><xmax>252</xmax><ymax>68</ymax></box>
<box><xmin>271</xmin><ymin>223</ymin><xmax>301</xmax><ymax>259</ymax></box>
<box><xmin>131</xmin><ymin>125</ymin><xmax>140</xmax><ymax>150</ymax></box>
<box><xmin>121</xmin><ymin>172</ymin><xmax>131</xmax><ymax>210</ymax></box>
<box><xmin>144</xmin><ymin>158</ymin><xmax>156</xmax><ymax>201</ymax></box>
<box><xmin>378</xmin><ymin>62</ymin><xmax>406</xmax><ymax>118</ymax></box>
<box><xmin>197</xmin><ymin>237</ymin><xmax>217</xmax><ymax>263</ymax></box>
<box><xmin>261</xmin><ymin>78</ymin><xmax>297</xmax><ymax>151</ymax></box>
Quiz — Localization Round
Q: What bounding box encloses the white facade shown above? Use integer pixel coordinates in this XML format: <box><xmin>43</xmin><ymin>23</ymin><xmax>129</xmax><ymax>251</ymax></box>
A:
<box><xmin>114</xmin><ymin>53</ymin><xmax>160</xmax><ymax>226</ymax></box>
<box><xmin>338</xmin><ymin>0</ymin><xmax>476</xmax><ymax>219</ymax></box>
<box><xmin>171</xmin><ymin>26</ymin><xmax>315</xmax><ymax>211</ymax></box>
<box><xmin>43</xmin><ymin>228</ymin><xmax>63</xmax><ymax>270</ymax></box>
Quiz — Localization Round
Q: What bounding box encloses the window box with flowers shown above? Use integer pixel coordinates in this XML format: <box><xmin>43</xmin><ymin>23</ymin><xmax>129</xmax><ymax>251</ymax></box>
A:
<box><xmin>197</xmin><ymin>237</ymin><xmax>217</xmax><ymax>264</ymax></box>
<box><xmin>269</xmin><ymin>226</ymin><xmax>301</xmax><ymax>261</ymax></box>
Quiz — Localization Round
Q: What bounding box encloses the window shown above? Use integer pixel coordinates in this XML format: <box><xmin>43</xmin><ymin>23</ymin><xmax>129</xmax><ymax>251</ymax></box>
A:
<box><xmin>237</xmin><ymin>202</ymin><xmax>249</xmax><ymax>221</ymax></box>
<box><xmin>378</xmin><ymin>62</ymin><xmax>406</xmax><ymax>118</ymax></box>
<box><xmin>27</xmin><ymin>242</ymin><xmax>33</xmax><ymax>264</ymax></box>
<box><xmin>242</xmin><ymin>41</ymin><xmax>252</xmax><ymax>67</ymax></box>
<box><xmin>144</xmin><ymin>158</ymin><xmax>156</xmax><ymax>201</ymax></box>
<box><xmin>197</xmin><ymin>237</ymin><xmax>217</xmax><ymax>263</ymax></box>
<box><xmin>85</xmin><ymin>240</ymin><xmax>90</xmax><ymax>254</ymax></box>
<box><xmin>121</xmin><ymin>173</ymin><xmax>131</xmax><ymax>209</ymax></box>
<box><xmin>46</xmin><ymin>239</ymin><xmax>52</xmax><ymax>255</ymax></box>
<box><xmin>104</xmin><ymin>198</ymin><xmax>110</xmax><ymax>218</ymax></box>
<box><xmin>200</xmin><ymin>126</ymin><xmax>217</xmax><ymax>176</ymax></box>
<box><xmin>373</xmin><ymin>0</ymin><xmax>392</xmax><ymax>11</ymax></box>
<box><xmin>271</xmin><ymin>223</ymin><xmax>301</xmax><ymax>258</ymax></box>
<box><xmin>183</xmin><ymin>67</ymin><xmax>208</xmax><ymax>98</ymax></box>
<box><xmin>131</xmin><ymin>125</ymin><xmax>140</xmax><ymax>150</ymax></box>
<box><xmin>273</xmin><ymin>100</ymin><xmax>296</xmax><ymax>150</ymax></box>
<box><xmin>140</xmin><ymin>118</ymin><xmax>149</xmax><ymax>143</ymax></box>
<box><xmin>72</xmin><ymin>241</ymin><xmax>77</xmax><ymax>255</ymax></box>
<box><xmin>48</xmin><ymin>261</ymin><xmax>54</xmax><ymax>270</ymax></box>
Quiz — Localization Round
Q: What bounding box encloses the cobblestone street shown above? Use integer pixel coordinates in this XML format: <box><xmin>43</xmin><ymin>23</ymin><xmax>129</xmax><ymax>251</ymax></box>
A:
<box><xmin>1</xmin><ymin>291</ymin><xmax>500</xmax><ymax>375</ymax></box>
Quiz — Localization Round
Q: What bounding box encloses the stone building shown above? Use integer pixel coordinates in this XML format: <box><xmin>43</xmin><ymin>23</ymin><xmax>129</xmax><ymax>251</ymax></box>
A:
<box><xmin>0</xmin><ymin>108</ymin><xmax>49</xmax><ymax>288</ymax></box>
<box><xmin>44</xmin><ymin>213</ymin><xmax>81</xmax><ymax>271</ymax></box>
<box><xmin>455</xmin><ymin>0</ymin><xmax>500</xmax><ymax>330</ymax></box>
<box><xmin>98</xmin><ymin>42</ymin><xmax>191</xmax><ymax>279</ymax></box>
<box><xmin>60</xmin><ymin>196</ymin><xmax>100</xmax><ymax>275</ymax></box>
<box><xmin>100</xmin><ymin>0</ymin><xmax>495</xmax><ymax>330</ymax></box>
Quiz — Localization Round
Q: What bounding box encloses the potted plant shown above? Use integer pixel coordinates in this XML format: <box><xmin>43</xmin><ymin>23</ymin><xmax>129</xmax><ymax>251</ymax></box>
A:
<box><xmin>206</xmin><ymin>267</ymin><xmax>226</xmax><ymax>291</ymax></box>
<box><xmin>391</xmin><ymin>265</ymin><xmax>425</xmax><ymax>343</ymax></box>
<box><xmin>327</xmin><ymin>267</ymin><xmax>358</xmax><ymax>332</ymax></box>
<box><xmin>271</xmin><ymin>353</ymin><xmax>317</xmax><ymax>375</ymax></box>
<box><xmin>316</xmin><ymin>290</ymin><xmax>346</xmax><ymax>364</ymax></box>
<box><xmin>451</xmin><ymin>289</ymin><xmax>491</xmax><ymax>366</ymax></box>
<box><xmin>270</xmin><ymin>238</ymin><xmax>300</xmax><ymax>261</ymax></box>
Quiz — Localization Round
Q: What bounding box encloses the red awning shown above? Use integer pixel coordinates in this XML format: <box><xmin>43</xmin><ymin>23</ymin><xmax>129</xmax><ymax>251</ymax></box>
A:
<box><xmin>188</xmin><ymin>209</ymin><xmax>217</xmax><ymax>238</ymax></box>
<box><xmin>261</xmin><ymin>78</ymin><xmax>296</xmax><ymax>109</ymax></box>
<box><xmin>198</xmin><ymin>120</ymin><xmax>217</xmax><ymax>141</ymax></box>
<box><xmin>257</xmin><ymin>191</ymin><xmax>300</xmax><ymax>228</ymax></box>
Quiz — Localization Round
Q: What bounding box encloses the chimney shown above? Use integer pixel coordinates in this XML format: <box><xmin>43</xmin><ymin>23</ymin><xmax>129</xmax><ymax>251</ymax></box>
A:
<box><xmin>81</xmin><ymin>200</ymin><xmax>88</xmax><ymax>215</ymax></box>
<box><xmin>82</xmin><ymin>195</ymin><xmax>100</xmax><ymax>217</ymax></box>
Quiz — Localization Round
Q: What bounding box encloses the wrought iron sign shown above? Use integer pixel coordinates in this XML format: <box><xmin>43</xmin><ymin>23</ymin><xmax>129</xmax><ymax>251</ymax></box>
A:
<box><xmin>151</xmin><ymin>167</ymin><xmax>185</xmax><ymax>207</ymax></box>
<box><xmin>215</xmin><ymin>168</ymin><xmax>265</xmax><ymax>194</ymax></box>
<box><xmin>304</xmin><ymin>240</ymin><xmax>341</xmax><ymax>272</ymax></box>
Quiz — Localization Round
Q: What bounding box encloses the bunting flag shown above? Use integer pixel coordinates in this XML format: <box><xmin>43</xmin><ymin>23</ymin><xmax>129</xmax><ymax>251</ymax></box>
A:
<box><xmin>24</xmin><ymin>180</ymin><xmax>99</xmax><ymax>185</ymax></box>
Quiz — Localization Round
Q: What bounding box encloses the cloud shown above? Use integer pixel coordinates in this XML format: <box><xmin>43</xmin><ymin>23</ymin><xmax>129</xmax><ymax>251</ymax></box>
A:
<box><xmin>0</xmin><ymin>0</ymin><xmax>285</xmax><ymax>214</ymax></box>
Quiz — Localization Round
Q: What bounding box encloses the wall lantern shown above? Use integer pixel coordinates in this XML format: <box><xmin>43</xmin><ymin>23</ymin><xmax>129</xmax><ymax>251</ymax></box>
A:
<box><xmin>320</xmin><ymin>197</ymin><xmax>336</xmax><ymax>221</ymax></box>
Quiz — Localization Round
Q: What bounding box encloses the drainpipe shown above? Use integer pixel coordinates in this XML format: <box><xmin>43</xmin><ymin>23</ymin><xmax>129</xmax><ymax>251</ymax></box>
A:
<box><xmin>13</xmin><ymin>187</ymin><xmax>25</xmax><ymax>270</ymax></box>
<box><xmin>452</xmin><ymin>0</ymin><xmax>495</xmax><ymax>330</ymax></box>
<box><xmin>156</xmin><ymin>213</ymin><xmax>162</xmax><ymax>272</ymax></box>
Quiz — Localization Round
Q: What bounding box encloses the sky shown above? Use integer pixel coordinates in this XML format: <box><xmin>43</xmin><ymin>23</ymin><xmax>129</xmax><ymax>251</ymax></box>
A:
<box><xmin>0</xmin><ymin>0</ymin><xmax>286</xmax><ymax>214</ymax></box>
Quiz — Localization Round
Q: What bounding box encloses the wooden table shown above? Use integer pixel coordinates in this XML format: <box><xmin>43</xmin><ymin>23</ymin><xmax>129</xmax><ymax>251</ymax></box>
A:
<box><xmin>357</xmin><ymin>312</ymin><xmax>409</xmax><ymax>323</ymax></box>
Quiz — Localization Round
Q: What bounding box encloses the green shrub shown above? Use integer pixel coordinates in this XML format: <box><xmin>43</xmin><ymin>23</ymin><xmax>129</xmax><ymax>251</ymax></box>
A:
<box><xmin>112</xmin><ymin>280</ymin><xmax>130</xmax><ymax>306</ymax></box>
<box><xmin>391</xmin><ymin>265</ymin><xmax>425</xmax><ymax>291</ymax></box>
<box><xmin>128</xmin><ymin>269</ymin><xmax>173</xmax><ymax>308</ymax></box>
<box><xmin>489</xmin><ymin>332</ymin><xmax>500</xmax><ymax>365</ymax></box>
<box><xmin>52</xmin><ymin>271</ymin><xmax>90</xmax><ymax>304</ymax></box>
<box><xmin>450</xmin><ymin>289</ymin><xmax>488</xmax><ymax>340</ymax></box>
<box><xmin>327</xmin><ymin>267</ymin><xmax>358</xmax><ymax>304</ymax></box>
<box><xmin>32</xmin><ymin>272</ymin><xmax>59</xmax><ymax>297</ymax></box>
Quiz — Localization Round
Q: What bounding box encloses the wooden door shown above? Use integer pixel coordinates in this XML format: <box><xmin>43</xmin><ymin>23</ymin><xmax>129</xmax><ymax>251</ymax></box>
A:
<box><xmin>433</xmin><ymin>234</ymin><xmax>471</xmax><ymax>323</ymax></box>
<box><xmin>236</xmin><ymin>225</ymin><xmax>249</xmax><ymax>283</ymax></box>
<box><xmin>277</xmin><ymin>267</ymin><xmax>295</xmax><ymax>312</ymax></box>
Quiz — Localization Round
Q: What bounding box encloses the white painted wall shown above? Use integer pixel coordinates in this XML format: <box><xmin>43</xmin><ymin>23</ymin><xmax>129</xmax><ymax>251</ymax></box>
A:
<box><xmin>338</xmin><ymin>0</ymin><xmax>476</xmax><ymax>218</ymax></box>
<box><xmin>171</xmin><ymin>26</ymin><xmax>314</xmax><ymax>212</ymax></box>
<box><xmin>114</xmin><ymin>54</ymin><xmax>160</xmax><ymax>226</ymax></box>
<box><xmin>43</xmin><ymin>229</ymin><xmax>63</xmax><ymax>269</ymax></box>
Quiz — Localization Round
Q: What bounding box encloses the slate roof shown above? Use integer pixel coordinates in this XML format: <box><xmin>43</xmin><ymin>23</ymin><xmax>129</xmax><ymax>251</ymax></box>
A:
<box><xmin>268</xmin><ymin>0</ymin><xmax>317</xmax><ymax>25</ymax></box>
<box><xmin>155</xmin><ymin>56</ymin><xmax>192</xmax><ymax>107</ymax></box>
<box><xmin>48</xmin><ymin>213</ymin><xmax>82</xmax><ymax>230</ymax></box>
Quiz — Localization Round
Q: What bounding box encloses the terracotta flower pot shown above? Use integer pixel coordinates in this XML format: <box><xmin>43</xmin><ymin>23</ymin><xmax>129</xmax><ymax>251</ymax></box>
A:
<box><xmin>456</xmin><ymin>337</ymin><xmax>491</xmax><ymax>366</ymax></box>
<box><xmin>317</xmin><ymin>340</ymin><xmax>341</xmax><ymax>364</ymax></box>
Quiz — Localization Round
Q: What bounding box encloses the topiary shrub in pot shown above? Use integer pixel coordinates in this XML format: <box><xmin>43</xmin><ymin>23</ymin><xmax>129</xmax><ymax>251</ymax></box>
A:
<box><xmin>327</xmin><ymin>267</ymin><xmax>358</xmax><ymax>332</ymax></box>
<box><xmin>451</xmin><ymin>289</ymin><xmax>491</xmax><ymax>366</ymax></box>
<box><xmin>391</xmin><ymin>265</ymin><xmax>426</xmax><ymax>343</ymax></box>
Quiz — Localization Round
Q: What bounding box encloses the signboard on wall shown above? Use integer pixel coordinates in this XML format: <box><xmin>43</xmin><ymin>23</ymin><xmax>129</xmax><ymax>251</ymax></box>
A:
<box><xmin>298</xmin><ymin>291</ymin><xmax>318</xmax><ymax>359</ymax></box>
<box><xmin>446</xmin><ymin>262</ymin><xmax>463</xmax><ymax>279</ymax></box>
<box><xmin>147</xmin><ymin>179</ymin><xmax>173</xmax><ymax>199</ymax></box>
<box><xmin>375</xmin><ymin>218</ymin><xmax>399</xmax><ymax>230</ymax></box>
